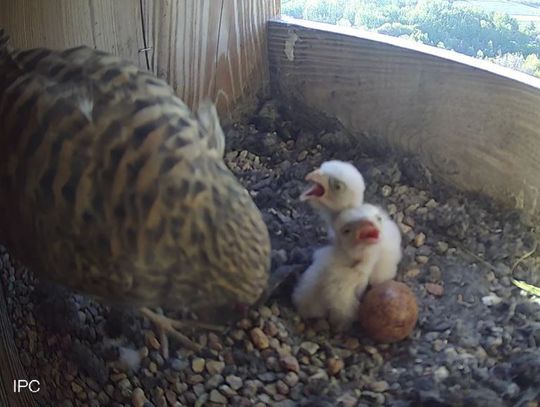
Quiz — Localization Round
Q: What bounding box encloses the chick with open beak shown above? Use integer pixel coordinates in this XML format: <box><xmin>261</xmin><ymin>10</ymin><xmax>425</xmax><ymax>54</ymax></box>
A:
<box><xmin>300</xmin><ymin>160</ymin><xmax>366</xmax><ymax>239</ymax></box>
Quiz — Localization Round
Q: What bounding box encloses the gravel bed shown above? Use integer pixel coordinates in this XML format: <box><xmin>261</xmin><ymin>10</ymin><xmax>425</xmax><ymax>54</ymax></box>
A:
<box><xmin>2</xmin><ymin>100</ymin><xmax>540</xmax><ymax>406</ymax></box>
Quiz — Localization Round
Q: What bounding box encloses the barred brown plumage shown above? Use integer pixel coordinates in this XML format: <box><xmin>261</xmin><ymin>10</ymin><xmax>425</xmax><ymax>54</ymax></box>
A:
<box><xmin>0</xmin><ymin>29</ymin><xmax>271</xmax><ymax>356</ymax></box>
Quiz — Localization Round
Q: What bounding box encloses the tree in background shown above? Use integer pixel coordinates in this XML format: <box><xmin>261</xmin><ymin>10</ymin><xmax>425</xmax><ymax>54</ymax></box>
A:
<box><xmin>281</xmin><ymin>0</ymin><xmax>540</xmax><ymax>77</ymax></box>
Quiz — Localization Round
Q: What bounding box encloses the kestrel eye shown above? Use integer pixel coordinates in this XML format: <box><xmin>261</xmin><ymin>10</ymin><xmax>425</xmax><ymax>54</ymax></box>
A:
<box><xmin>343</xmin><ymin>228</ymin><xmax>351</xmax><ymax>235</ymax></box>
<box><xmin>330</xmin><ymin>178</ymin><xmax>344</xmax><ymax>191</ymax></box>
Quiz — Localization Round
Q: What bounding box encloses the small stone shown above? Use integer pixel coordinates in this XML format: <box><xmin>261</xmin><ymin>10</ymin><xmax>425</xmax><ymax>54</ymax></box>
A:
<box><xmin>170</xmin><ymin>358</ymin><xmax>188</xmax><ymax>372</ymax></box>
<box><xmin>237</xmin><ymin>318</ymin><xmax>252</xmax><ymax>330</ymax></box>
<box><xmin>264</xmin><ymin>321</ymin><xmax>279</xmax><ymax>337</ymax></box>
<box><xmin>343</xmin><ymin>337</ymin><xmax>360</xmax><ymax>350</ymax></box>
<box><xmin>414</xmin><ymin>233</ymin><xmax>426</xmax><ymax>247</ymax></box>
<box><xmin>436</xmin><ymin>241</ymin><xmax>449</xmax><ymax>254</ymax></box>
<box><xmin>336</xmin><ymin>393</ymin><xmax>358</xmax><ymax>407</ymax></box>
<box><xmin>118</xmin><ymin>378</ymin><xmax>132</xmax><ymax>391</ymax></box>
<box><xmin>206</xmin><ymin>374</ymin><xmax>225</xmax><ymax>389</ymax></box>
<box><xmin>428</xmin><ymin>265</ymin><xmax>442</xmax><ymax>281</ymax></box>
<box><xmin>280</xmin><ymin>355</ymin><xmax>300</xmax><ymax>373</ymax></box>
<box><xmin>433</xmin><ymin>339</ymin><xmax>446</xmax><ymax>352</ymax></box>
<box><xmin>206</xmin><ymin>360</ymin><xmax>225</xmax><ymax>375</ymax></box>
<box><xmin>405</xmin><ymin>267</ymin><xmax>421</xmax><ymax>279</ymax></box>
<box><xmin>482</xmin><ymin>293</ymin><xmax>503</xmax><ymax>306</ymax></box>
<box><xmin>274</xmin><ymin>400</ymin><xmax>297</xmax><ymax>407</ymax></box>
<box><xmin>71</xmin><ymin>382</ymin><xmax>83</xmax><ymax>393</ymax></box>
<box><xmin>188</xmin><ymin>374</ymin><xmax>204</xmax><ymax>385</ymax></box>
<box><xmin>210</xmin><ymin>389</ymin><xmax>227</xmax><ymax>404</ymax></box>
<box><xmin>381</xmin><ymin>185</ymin><xmax>392</xmax><ymax>197</ymax></box>
<box><xmin>226</xmin><ymin>375</ymin><xmax>243</xmax><ymax>391</ymax></box>
<box><xmin>299</xmin><ymin>341</ymin><xmax>319</xmax><ymax>355</ymax></box>
<box><xmin>425</xmin><ymin>283</ymin><xmax>444</xmax><ymax>296</ymax></box>
<box><xmin>434</xmin><ymin>366</ymin><xmax>449</xmax><ymax>382</ymax></box>
<box><xmin>250</xmin><ymin>328</ymin><xmax>269</xmax><ymax>350</ymax></box>
<box><xmin>165</xmin><ymin>390</ymin><xmax>177</xmax><ymax>405</ymax></box>
<box><xmin>416</xmin><ymin>255</ymin><xmax>429</xmax><ymax>264</ymax></box>
<box><xmin>297</xmin><ymin>150</ymin><xmax>308</xmax><ymax>161</ymax></box>
<box><xmin>276</xmin><ymin>380</ymin><xmax>289</xmax><ymax>395</ymax></box>
<box><xmin>191</xmin><ymin>358</ymin><xmax>205</xmax><ymax>373</ymax></box>
<box><xmin>219</xmin><ymin>384</ymin><xmax>237</xmax><ymax>398</ymax></box>
<box><xmin>259</xmin><ymin>306</ymin><xmax>273</xmax><ymax>318</ymax></box>
<box><xmin>284</xmin><ymin>372</ymin><xmax>299</xmax><ymax>387</ymax></box>
<box><xmin>368</xmin><ymin>380</ymin><xmax>389</xmax><ymax>392</ymax></box>
<box><xmin>327</xmin><ymin>356</ymin><xmax>344</xmax><ymax>376</ymax></box>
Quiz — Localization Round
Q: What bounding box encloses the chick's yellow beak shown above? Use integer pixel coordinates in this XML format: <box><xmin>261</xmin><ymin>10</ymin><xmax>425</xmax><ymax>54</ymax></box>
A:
<box><xmin>300</xmin><ymin>169</ymin><xmax>327</xmax><ymax>201</ymax></box>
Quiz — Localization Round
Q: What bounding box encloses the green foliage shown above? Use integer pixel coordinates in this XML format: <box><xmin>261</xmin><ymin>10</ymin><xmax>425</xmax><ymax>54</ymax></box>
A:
<box><xmin>281</xmin><ymin>0</ymin><xmax>540</xmax><ymax>77</ymax></box>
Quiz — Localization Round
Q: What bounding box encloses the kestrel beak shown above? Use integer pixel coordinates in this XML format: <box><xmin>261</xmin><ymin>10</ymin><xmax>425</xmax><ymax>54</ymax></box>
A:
<box><xmin>300</xmin><ymin>169</ymin><xmax>328</xmax><ymax>202</ymax></box>
<box><xmin>354</xmin><ymin>219</ymin><xmax>380</xmax><ymax>244</ymax></box>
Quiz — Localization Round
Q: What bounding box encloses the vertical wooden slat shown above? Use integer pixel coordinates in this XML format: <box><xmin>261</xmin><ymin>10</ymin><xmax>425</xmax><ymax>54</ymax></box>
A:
<box><xmin>0</xmin><ymin>0</ymin><xmax>146</xmax><ymax>69</ymax></box>
<box><xmin>141</xmin><ymin>0</ymin><xmax>280</xmax><ymax>121</ymax></box>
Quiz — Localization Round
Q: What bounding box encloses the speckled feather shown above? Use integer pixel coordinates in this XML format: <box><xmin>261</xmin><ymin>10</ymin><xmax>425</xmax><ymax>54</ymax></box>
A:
<box><xmin>0</xmin><ymin>30</ymin><xmax>270</xmax><ymax>320</ymax></box>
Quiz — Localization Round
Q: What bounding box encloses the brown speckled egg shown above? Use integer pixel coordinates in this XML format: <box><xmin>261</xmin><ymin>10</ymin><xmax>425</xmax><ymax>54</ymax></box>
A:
<box><xmin>358</xmin><ymin>281</ymin><xmax>418</xmax><ymax>343</ymax></box>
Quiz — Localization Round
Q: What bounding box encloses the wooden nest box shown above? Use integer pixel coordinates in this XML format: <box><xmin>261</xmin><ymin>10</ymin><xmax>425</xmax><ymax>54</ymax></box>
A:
<box><xmin>1</xmin><ymin>1</ymin><xmax>540</xmax><ymax>405</ymax></box>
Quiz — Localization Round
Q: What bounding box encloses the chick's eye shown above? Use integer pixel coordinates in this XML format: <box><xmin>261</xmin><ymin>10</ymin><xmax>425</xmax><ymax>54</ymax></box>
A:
<box><xmin>376</xmin><ymin>215</ymin><xmax>382</xmax><ymax>223</ymax></box>
<box><xmin>330</xmin><ymin>178</ymin><xmax>344</xmax><ymax>192</ymax></box>
<box><xmin>342</xmin><ymin>227</ymin><xmax>351</xmax><ymax>235</ymax></box>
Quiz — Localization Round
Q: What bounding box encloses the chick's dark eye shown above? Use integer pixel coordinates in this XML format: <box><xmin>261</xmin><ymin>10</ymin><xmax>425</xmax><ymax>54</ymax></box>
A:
<box><xmin>329</xmin><ymin>178</ymin><xmax>344</xmax><ymax>192</ymax></box>
<box><xmin>342</xmin><ymin>228</ymin><xmax>351</xmax><ymax>235</ymax></box>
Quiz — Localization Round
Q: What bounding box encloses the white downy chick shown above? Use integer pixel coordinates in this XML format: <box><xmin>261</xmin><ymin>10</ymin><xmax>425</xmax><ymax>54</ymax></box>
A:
<box><xmin>300</xmin><ymin>160</ymin><xmax>365</xmax><ymax>239</ymax></box>
<box><xmin>340</xmin><ymin>204</ymin><xmax>402</xmax><ymax>285</ymax></box>
<box><xmin>292</xmin><ymin>205</ymin><xmax>383</xmax><ymax>331</ymax></box>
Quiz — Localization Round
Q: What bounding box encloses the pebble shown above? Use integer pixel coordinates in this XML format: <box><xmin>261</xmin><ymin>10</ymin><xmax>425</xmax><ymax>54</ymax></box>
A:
<box><xmin>284</xmin><ymin>372</ymin><xmax>299</xmax><ymax>387</ymax></box>
<box><xmin>434</xmin><ymin>366</ymin><xmax>450</xmax><ymax>382</ymax></box>
<box><xmin>209</xmin><ymin>389</ymin><xmax>227</xmax><ymax>404</ymax></box>
<box><xmin>425</xmin><ymin>282</ymin><xmax>444</xmax><ymax>296</ymax></box>
<box><xmin>368</xmin><ymin>380</ymin><xmax>390</xmax><ymax>392</ymax></box>
<box><xmin>170</xmin><ymin>358</ymin><xmax>188</xmax><ymax>372</ymax></box>
<box><xmin>436</xmin><ymin>241</ymin><xmax>449</xmax><ymax>254</ymax></box>
<box><xmin>405</xmin><ymin>267</ymin><xmax>421</xmax><ymax>279</ymax></box>
<box><xmin>414</xmin><ymin>233</ymin><xmax>426</xmax><ymax>247</ymax></box>
<box><xmin>132</xmin><ymin>388</ymin><xmax>147</xmax><ymax>407</ymax></box>
<box><xmin>226</xmin><ymin>375</ymin><xmax>243</xmax><ymax>391</ymax></box>
<box><xmin>276</xmin><ymin>380</ymin><xmax>289</xmax><ymax>395</ymax></box>
<box><xmin>482</xmin><ymin>293</ymin><xmax>503</xmax><ymax>306</ymax></box>
<box><xmin>381</xmin><ymin>185</ymin><xmax>393</xmax><ymax>197</ymax></box>
<box><xmin>299</xmin><ymin>341</ymin><xmax>319</xmax><ymax>355</ymax></box>
<box><xmin>192</xmin><ymin>358</ymin><xmax>205</xmax><ymax>373</ymax></box>
<box><xmin>428</xmin><ymin>265</ymin><xmax>442</xmax><ymax>281</ymax></box>
<box><xmin>326</xmin><ymin>356</ymin><xmax>344</xmax><ymax>376</ymax></box>
<box><xmin>206</xmin><ymin>360</ymin><xmax>225</xmax><ymax>375</ymax></box>
<box><xmin>280</xmin><ymin>355</ymin><xmax>300</xmax><ymax>373</ymax></box>
<box><xmin>250</xmin><ymin>328</ymin><xmax>270</xmax><ymax>350</ymax></box>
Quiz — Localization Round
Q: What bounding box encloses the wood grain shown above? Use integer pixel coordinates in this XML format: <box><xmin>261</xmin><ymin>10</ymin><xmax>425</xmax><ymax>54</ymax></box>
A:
<box><xmin>0</xmin><ymin>0</ymin><xmax>147</xmax><ymax>68</ymax></box>
<box><xmin>268</xmin><ymin>17</ymin><xmax>540</xmax><ymax>219</ymax></box>
<box><xmin>0</xmin><ymin>282</ymin><xmax>36</xmax><ymax>406</ymax></box>
<box><xmin>141</xmin><ymin>0</ymin><xmax>280</xmax><ymax>121</ymax></box>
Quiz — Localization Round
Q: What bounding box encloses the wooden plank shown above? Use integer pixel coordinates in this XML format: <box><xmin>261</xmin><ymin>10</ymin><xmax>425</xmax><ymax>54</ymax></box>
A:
<box><xmin>0</xmin><ymin>282</ymin><xmax>36</xmax><ymax>407</ymax></box>
<box><xmin>267</xmin><ymin>17</ymin><xmax>540</xmax><ymax>219</ymax></box>
<box><xmin>141</xmin><ymin>0</ymin><xmax>280</xmax><ymax>121</ymax></box>
<box><xmin>0</xmin><ymin>0</ymin><xmax>147</xmax><ymax>68</ymax></box>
